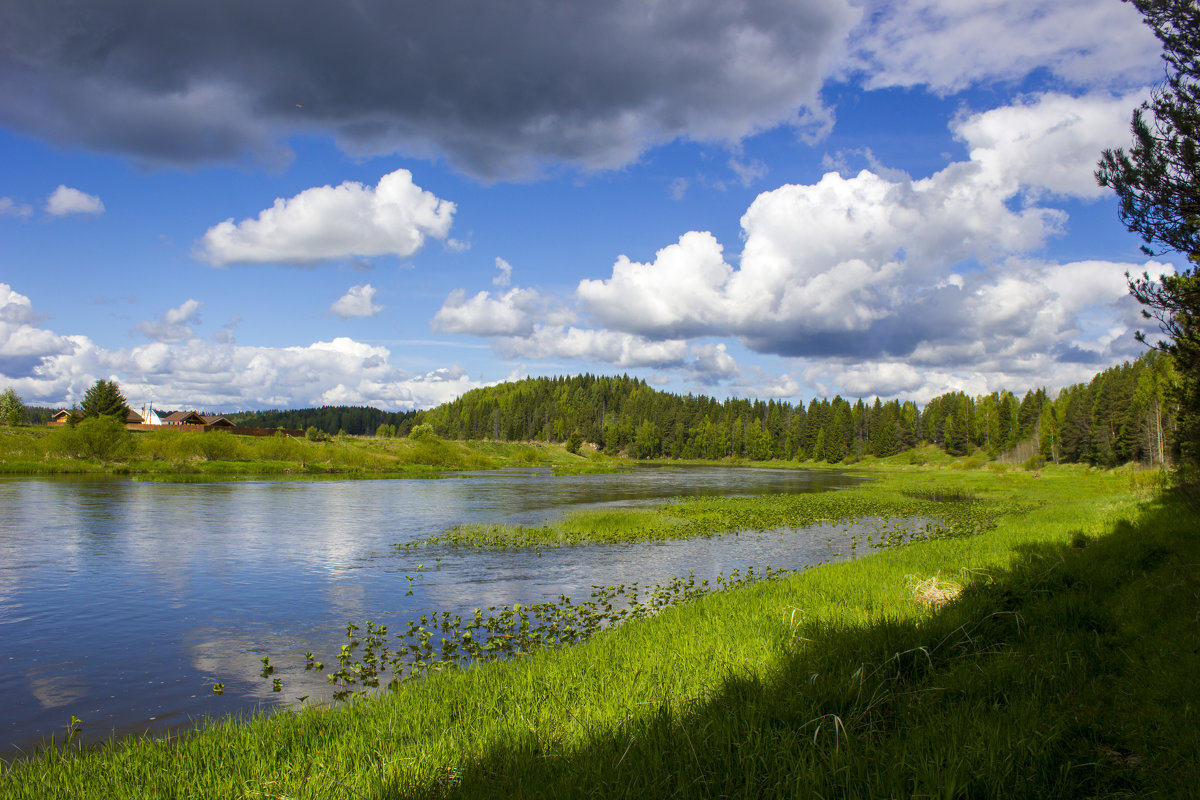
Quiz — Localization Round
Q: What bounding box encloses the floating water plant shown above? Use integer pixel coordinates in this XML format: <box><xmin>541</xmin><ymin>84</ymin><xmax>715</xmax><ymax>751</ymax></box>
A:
<box><xmin>278</xmin><ymin>567</ymin><xmax>785</xmax><ymax>701</ymax></box>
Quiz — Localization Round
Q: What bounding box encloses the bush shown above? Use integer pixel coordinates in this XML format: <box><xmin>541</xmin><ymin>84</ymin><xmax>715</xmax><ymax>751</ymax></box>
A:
<box><xmin>306</xmin><ymin>426</ymin><xmax>331</xmax><ymax>442</ymax></box>
<box><xmin>196</xmin><ymin>431</ymin><xmax>241</xmax><ymax>460</ymax></box>
<box><xmin>46</xmin><ymin>416</ymin><xmax>133</xmax><ymax>463</ymax></box>
<box><xmin>408</xmin><ymin>423</ymin><xmax>437</xmax><ymax>441</ymax></box>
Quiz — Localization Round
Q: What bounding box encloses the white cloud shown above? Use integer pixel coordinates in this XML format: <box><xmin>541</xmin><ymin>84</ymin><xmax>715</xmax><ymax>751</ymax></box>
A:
<box><xmin>953</xmin><ymin>91</ymin><xmax>1149</xmax><ymax>200</ymax></box>
<box><xmin>578</xmin><ymin>231</ymin><xmax>735</xmax><ymax>339</ymax></box>
<box><xmin>577</xmin><ymin>92</ymin><xmax>1147</xmax><ymax>367</ymax></box>
<box><xmin>433</xmin><ymin>287</ymin><xmax>573</xmax><ymax>337</ymax></box>
<box><xmin>429</xmin><ymin>92</ymin><xmax>1172</xmax><ymax>402</ymax></box>
<box><xmin>330</xmin><ymin>284</ymin><xmax>384</xmax><ymax>319</ymax></box>
<box><xmin>832</xmin><ymin>362</ymin><xmax>924</xmax><ymax>397</ymax></box>
<box><xmin>494</xmin><ymin>326</ymin><xmax>690</xmax><ymax>369</ymax></box>
<box><xmin>197</xmin><ymin>169</ymin><xmax>455</xmax><ymax>266</ymax></box>
<box><xmin>135</xmin><ymin>299</ymin><xmax>202</xmax><ymax>343</ymax></box>
<box><xmin>845</xmin><ymin>0</ymin><xmax>1162</xmax><ymax>93</ymax></box>
<box><xmin>0</xmin><ymin>197</ymin><xmax>33</xmax><ymax>218</ymax></box>
<box><xmin>45</xmin><ymin>186</ymin><xmax>104</xmax><ymax>216</ymax></box>
<box><xmin>728</xmin><ymin>157</ymin><xmax>769</xmax><ymax>188</ymax></box>
<box><xmin>690</xmin><ymin>342</ymin><xmax>740</xmax><ymax>381</ymax></box>
<box><xmin>493</xmin><ymin>257</ymin><xmax>513</xmax><ymax>287</ymax></box>
<box><xmin>0</xmin><ymin>284</ymin><xmax>484</xmax><ymax>410</ymax></box>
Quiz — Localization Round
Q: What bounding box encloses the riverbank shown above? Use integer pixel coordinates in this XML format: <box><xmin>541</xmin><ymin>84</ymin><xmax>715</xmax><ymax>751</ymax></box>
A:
<box><xmin>3</xmin><ymin>465</ymin><xmax>1194</xmax><ymax>798</ymax></box>
<box><xmin>0</xmin><ymin>425</ymin><xmax>604</xmax><ymax>476</ymax></box>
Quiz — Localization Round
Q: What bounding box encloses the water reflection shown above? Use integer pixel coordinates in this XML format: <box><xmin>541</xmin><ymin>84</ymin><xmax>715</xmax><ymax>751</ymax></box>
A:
<box><xmin>0</xmin><ymin>467</ymin><xmax>864</xmax><ymax>757</ymax></box>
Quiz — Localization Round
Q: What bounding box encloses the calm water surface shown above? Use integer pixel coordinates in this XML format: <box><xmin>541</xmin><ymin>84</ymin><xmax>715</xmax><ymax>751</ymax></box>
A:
<box><xmin>0</xmin><ymin>466</ymin><xmax>869</xmax><ymax>757</ymax></box>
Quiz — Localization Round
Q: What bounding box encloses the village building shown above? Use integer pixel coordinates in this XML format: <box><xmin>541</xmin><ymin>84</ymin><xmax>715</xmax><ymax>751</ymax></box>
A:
<box><xmin>49</xmin><ymin>409</ymin><xmax>143</xmax><ymax>424</ymax></box>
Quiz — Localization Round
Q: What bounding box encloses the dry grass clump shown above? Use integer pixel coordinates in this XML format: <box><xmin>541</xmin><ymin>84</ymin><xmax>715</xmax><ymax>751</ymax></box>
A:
<box><xmin>907</xmin><ymin>573</ymin><xmax>963</xmax><ymax>608</ymax></box>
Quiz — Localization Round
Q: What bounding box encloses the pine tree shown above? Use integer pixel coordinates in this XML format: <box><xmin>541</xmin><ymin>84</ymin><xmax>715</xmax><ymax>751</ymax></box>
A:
<box><xmin>1097</xmin><ymin>0</ymin><xmax>1200</xmax><ymax>466</ymax></box>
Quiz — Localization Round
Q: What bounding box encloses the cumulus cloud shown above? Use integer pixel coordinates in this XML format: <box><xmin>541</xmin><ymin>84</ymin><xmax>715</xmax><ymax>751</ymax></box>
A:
<box><xmin>953</xmin><ymin>91</ymin><xmax>1149</xmax><ymax>200</ymax></box>
<box><xmin>0</xmin><ymin>1</ymin><xmax>857</xmax><ymax>179</ymax></box>
<box><xmin>0</xmin><ymin>285</ymin><xmax>482</xmax><ymax>410</ymax></box>
<box><xmin>844</xmin><ymin>0</ymin><xmax>1162</xmax><ymax>93</ymax></box>
<box><xmin>431</xmin><ymin>92</ymin><xmax>1171</xmax><ymax>401</ymax></box>
<box><xmin>197</xmin><ymin>170</ymin><xmax>455</xmax><ymax>266</ymax></box>
<box><xmin>135</xmin><ymin>299</ymin><xmax>202</xmax><ymax>343</ymax></box>
<box><xmin>0</xmin><ymin>283</ymin><xmax>78</xmax><ymax>379</ymax></box>
<box><xmin>433</xmin><ymin>287</ymin><xmax>573</xmax><ymax>337</ymax></box>
<box><xmin>45</xmin><ymin>185</ymin><xmax>104</xmax><ymax>216</ymax></box>
<box><xmin>578</xmin><ymin>92</ymin><xmax>1144</xmax><ymax>364</ymax></box>
<box><xmin>330</xmin><ymin>284</ymin><xmax>383</xmax><ymax>319</ymax></box>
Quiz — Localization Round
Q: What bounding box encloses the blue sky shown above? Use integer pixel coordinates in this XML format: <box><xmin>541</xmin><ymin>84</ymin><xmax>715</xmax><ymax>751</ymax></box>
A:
<box><xmin>0</xmin><ymin>0</ymin><xmax>1188</xmax><ymax>411</ymax></box>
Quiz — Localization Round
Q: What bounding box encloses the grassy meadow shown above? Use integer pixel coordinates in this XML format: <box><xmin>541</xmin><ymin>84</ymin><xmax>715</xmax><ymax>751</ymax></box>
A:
<box><xmin>2</xmin><ymin>461</ymin><xmax>1196</xmax><ymax>798</ymax></box>
<box><xmin>0</xmin><ymin>423</ymin><xmax>599</xmax><ymax>477</ymax></box>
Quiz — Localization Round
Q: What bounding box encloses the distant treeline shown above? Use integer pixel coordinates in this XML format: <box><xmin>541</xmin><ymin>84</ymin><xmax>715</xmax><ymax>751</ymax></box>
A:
<box><xmin>21</xmin><ymin>352</ymin><xmax>1175</xmax><ymax>467</ymax></box>
<box><xmin>227</xmin><ymin>406</ymin><xmax>416</xmax><ymax>437</ymax></box>
<box><xmin>412</xmin><ymin>352</ymin><xmax>1177</xmax><ymax>466</ymax></box>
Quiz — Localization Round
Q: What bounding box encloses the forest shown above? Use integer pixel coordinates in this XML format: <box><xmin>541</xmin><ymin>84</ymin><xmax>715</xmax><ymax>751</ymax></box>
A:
<box><xmin>11</xmin><ymin>352</ymin><xmax>1173</xmax><ymax>467</ymax></box>
<box><xmin>410</xmin><ymin>351</ymin><xmax>1177</xmax><ymax>467</ymax></box>
<box><xmin>222</xmin><ymin>405</ymin><xmax>416</xmax><ymax>436</ymax></box>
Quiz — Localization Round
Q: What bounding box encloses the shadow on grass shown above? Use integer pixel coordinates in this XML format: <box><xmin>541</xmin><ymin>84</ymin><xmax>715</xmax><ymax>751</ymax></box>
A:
<box><xmin>407</xmin><ymin>492</ymin><xmax>1200</xmax><ymax>800</ymax></box>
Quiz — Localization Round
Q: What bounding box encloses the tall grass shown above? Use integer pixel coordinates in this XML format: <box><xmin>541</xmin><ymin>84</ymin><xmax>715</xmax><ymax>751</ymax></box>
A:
<box><xmin>3</xmin><ymin>467</ymin><xmax>1194</xmax><ymax>798</ymax></box>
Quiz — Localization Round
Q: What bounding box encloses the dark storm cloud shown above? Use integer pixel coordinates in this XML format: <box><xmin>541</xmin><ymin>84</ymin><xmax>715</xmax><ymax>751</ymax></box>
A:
<box><xmin>0</xmin><ymin>0</ymin><xmax>856</xmax><ymax>178</ymax></box>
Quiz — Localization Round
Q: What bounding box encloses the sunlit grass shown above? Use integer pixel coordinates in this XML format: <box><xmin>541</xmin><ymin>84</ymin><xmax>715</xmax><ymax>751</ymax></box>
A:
<box><xmin>0</xmin><ymin>426</ymin><xmax>607</xmax><ymax>477</ymax></box>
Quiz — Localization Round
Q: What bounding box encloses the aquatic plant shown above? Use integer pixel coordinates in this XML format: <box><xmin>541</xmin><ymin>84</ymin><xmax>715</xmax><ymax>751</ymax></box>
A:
<box><xmin>269</xmin><ymin>567</ymin><xmax>784</xmax><ymax>700</ymax></box>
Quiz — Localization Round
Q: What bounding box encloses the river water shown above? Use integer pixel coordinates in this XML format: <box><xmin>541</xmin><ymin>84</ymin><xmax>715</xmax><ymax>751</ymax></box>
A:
<box><xmin>0</xmin><ymin>466</ymin><xmax>869</xmax><ymax>757</ymax></box>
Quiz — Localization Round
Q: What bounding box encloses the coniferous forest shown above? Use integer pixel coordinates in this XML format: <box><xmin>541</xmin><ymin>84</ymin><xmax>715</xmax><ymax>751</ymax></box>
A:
<box><xmin>225</xmin><ymin>406</ymin><xmax>416</xmax><ymax>437</ymax></box>
<box><xmin>405</xmin><ymin>351</ymin><xmax>1176</xmax><ymax>467</ymax></box>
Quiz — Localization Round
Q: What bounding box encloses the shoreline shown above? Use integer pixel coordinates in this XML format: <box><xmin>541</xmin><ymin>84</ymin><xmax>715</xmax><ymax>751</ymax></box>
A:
<box><xmin>4</xmin><ymin>465</ymin><xmax>1193</xmax><ymax>797</ymax></box>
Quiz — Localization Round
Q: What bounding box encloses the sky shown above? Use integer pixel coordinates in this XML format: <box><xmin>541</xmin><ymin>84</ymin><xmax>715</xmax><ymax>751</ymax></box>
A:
<box><xmin>0</xmin><ymin>0</ymin><xmax>1189</xmax><ymax>412</ymax></box>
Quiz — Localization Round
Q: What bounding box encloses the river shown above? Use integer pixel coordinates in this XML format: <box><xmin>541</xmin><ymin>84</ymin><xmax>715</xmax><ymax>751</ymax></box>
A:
<box><xmin>0</xmin><ymin>466</ymin><xmax>869</xmax><ymax>757</ymax></box>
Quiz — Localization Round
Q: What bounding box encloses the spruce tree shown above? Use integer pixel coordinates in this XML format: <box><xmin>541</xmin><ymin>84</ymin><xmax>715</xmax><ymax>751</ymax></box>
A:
<box><xmin>79</xmin><ymin>379</ymin><xmax>130</xmax><ymax>422</ymax></box>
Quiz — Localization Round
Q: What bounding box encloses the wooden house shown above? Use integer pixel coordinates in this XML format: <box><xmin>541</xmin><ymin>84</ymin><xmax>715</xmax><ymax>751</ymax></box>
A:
<box><xmin>48</xmin><ymin>409</ymin><xmax>142</xmax><ymax>424</ymax></box>
<box><xmin>161</xmin><ymin>411</ymin><xmax>207</xmax><ymax>426</ymax></box>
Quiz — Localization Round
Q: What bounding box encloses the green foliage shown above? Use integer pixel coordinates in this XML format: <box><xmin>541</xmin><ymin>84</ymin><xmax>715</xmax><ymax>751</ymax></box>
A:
<box><xmin>46</xmin><ymin>415</ymin><xmax>133</xmax><ymax>463</ymax></box>
<box><xmin>0</xmin><ymin>387</ymin><xmax>23</xmax><ymax>426</ymax></box>
<box><xmin>1098</xmin><ymin>0</ymin><xmax>1200</xmax><ymax>466</ymax></box>
<box><xmin>1096</xmin><ymin>0</ymin><xmax>1199</xmax><ymax>257</ymax></box>
<box><xmin>229</xmin><ymin>405</ymin><xmax>415</xmax><ymax>436</ymax></box>
<box><xmin>422</xmin><ymin>474</ymin><xmax>1004</xmax><ymax>550</ymax></box>
<box><xmin>305</xmin><ymin>425</ymin><xmax>331</xmax><ymax>442</ymax></box>
<box><xmin>80</xmin><ymin>379</ymin><xmax>130</xmax><ymax>421</ymax></box>
<box><xmin>565</xmin><ymin>429</ymin><xmax>583</xmax><ymax>455</ymax></box>
<box><xmin>407</xmin><ymin>423</ymin><xmax>437</xmax><ymax>441</ymax></box>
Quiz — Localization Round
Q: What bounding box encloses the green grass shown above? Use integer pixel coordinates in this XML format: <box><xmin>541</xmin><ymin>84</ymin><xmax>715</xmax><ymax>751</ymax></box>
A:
<box><xmin>418</xmin><ymin>466</ymin><xmax>1028</xmax><ymax>549</ymax></box>
<box><xmin>0</xmin><ymin>426</ymin><xmax>606</xmax><ymax>477</ymax></box>
<box><xmin>3</xmin><ymin>466</ymin><xmax>1195</xmax><ymax>798</ymax></box>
